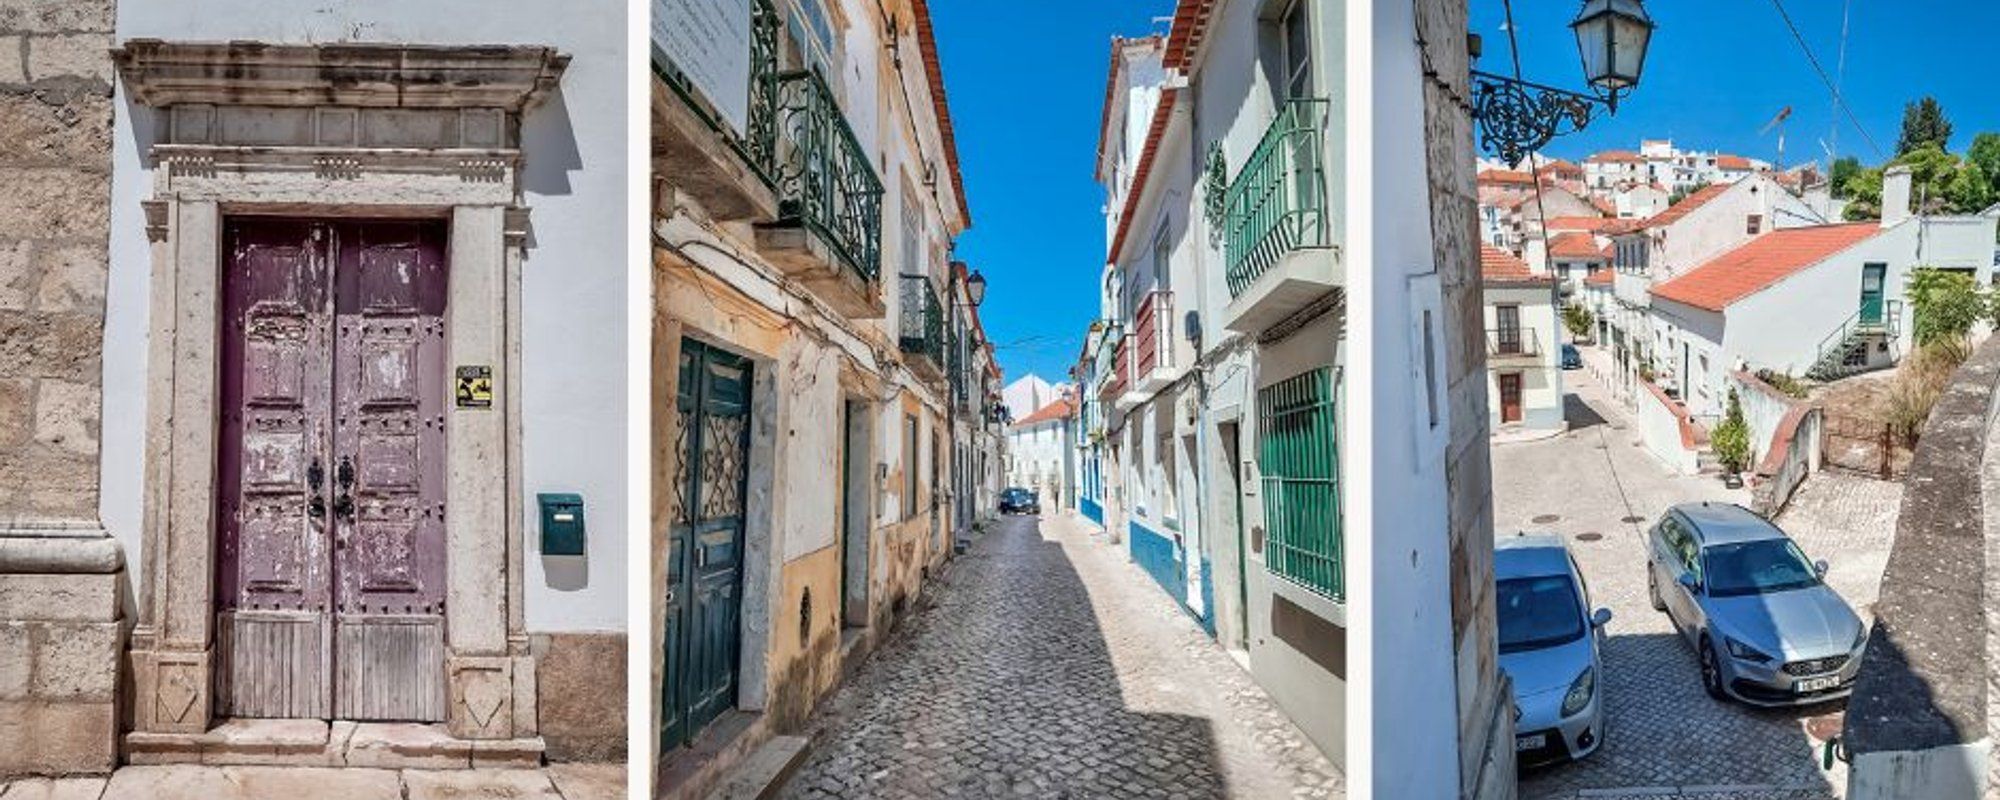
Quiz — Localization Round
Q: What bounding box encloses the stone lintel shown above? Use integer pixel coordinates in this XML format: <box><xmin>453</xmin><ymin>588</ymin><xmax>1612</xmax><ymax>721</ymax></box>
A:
<box><xmin>113</xmin><ymin>41</ymin><xmax>570</xmax><ymax>112</ymax></box>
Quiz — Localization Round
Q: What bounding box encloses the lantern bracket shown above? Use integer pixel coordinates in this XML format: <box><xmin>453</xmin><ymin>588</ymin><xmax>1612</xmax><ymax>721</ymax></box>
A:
<box><xmin>1469</xmin><ymin>69</ymin><xmax>1613</xmax><ymax>168</ymax></box>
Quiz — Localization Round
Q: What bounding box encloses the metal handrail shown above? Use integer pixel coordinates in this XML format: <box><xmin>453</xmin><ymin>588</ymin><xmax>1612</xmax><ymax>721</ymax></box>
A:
<box><xmin>898</xmin><ymin>275</ymin><xmax>944</xmax><ymax>363</ymax></box>
<box><xmin>772</xmin><ymin>69</ymin><xmax>884</xmax><ymax>283</ymax></box>
<box><xmin>1485</xmin><ymin>328</ymin><xmax>1542</xmax><ymax>358</ymax></box>
<box><xmin>1223</xmin><ymin>98</ymin><xmax>1332</xmax><ymax>297</ymax></box>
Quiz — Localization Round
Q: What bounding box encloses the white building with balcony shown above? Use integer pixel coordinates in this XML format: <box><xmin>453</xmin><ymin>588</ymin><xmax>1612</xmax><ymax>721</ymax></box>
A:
<box><xmin>1081</xmin><ymin>0</ymin><xmax>1347</xmax><ymax>769</ymax></box>
<box><xmin>1482</xmin><ymin>246</ymin><xmax>1565</xmax><ymax>434</ymax></box>
<box><xmin>1647</xmin><ymin>167</ymin><xmax>2000</xmax><ymax>420</ymax></box>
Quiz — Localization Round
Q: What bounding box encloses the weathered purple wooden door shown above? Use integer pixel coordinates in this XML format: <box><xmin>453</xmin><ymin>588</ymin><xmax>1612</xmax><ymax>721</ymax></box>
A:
<box><xmin>219</xmin><ymin>219</ymin><xmax>448</xmax><ymax>721</ymax></box>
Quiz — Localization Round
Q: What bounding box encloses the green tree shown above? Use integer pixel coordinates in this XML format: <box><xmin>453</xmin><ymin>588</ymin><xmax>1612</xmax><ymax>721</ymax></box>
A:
<box><xmin>1669</xmin><ymin>181</ymin><xmax>1711</xmax><ymax>206</ymax></box>
<box><xmin>1947</xmin><ymin>158</ymin><xmax>1993</xmax><ymax>212</ymax></box>
<box><xmin>1841</xmin><ymin>166</ymin><xmax>1884</xmax><ymax>221</ymax></box>
<box><xmin>1968</xmin><ymin>132</ymin><xmax>2000</xmax><ymax>195</ymax></box>
<box><xmin>1893</xmin><ymin>145</ymin><xmax>1963</xmax><ymax>214</ymax></box>
<box><xmin>1828</xmin><ymin>156</ymin><xmax>1864</xmax><ymax>198</ymax></box>
<box><xmin>1711</xmin><ymin>389</ymin><xmax>1751</xmax><ymax>475</ymax></box>
<box><xmin>1562</xmin><ymin>303</ymin><xmax>1595</xmax><ymax>341</ymax></box>
<box><xmin>1906</xmin><ymin>268</ymin><xmax>1986</xmax><ymax>346</ymax></box>
<box><xmin>1896</xmin><ymin>96</ymin><xmax>1954</xmax><ymax>155</ymax></box>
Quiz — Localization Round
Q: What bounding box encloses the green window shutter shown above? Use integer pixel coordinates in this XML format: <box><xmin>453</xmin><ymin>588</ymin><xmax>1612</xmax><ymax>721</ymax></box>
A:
<box><xmin>1256</xmin><ymin>367</ymin><xmax>1343</xmax><ymax>601</ymax></box>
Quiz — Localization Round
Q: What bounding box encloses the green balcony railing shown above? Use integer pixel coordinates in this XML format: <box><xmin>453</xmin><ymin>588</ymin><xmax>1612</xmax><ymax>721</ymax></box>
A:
<box><xmin>1223</xmin><ymin>98</ymin><xmax>1332</xmax><ymax>298</ymax></box>
<box><xmin>652</xmin><ymin>0</ymin><xmax>781</xmax><ymax>187</ymax></box>
<box><xmin>899</xmin><ymin>275</ymin><xmax>944</xmax><ymax>365</ymax></box>
<box><xmin>1257</xmin><ymin>366</ymin><xmax>1343</xmax><ymax>601</ymax></box>
<box><xmin>773</xmin><ymin>70</ymin><xmax>884</xmax><ymax>283</ymax></box>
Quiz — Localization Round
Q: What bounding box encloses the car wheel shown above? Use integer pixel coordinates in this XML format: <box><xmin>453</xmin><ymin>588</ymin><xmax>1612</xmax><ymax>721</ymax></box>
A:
<box><xmin>1698</xmin><ymin>636</ymin><xmax>1726</xmax><ymax>700</ymax></box>
<box><xmin>1647</xmin><ymin>569</ymin><xmax>1666</xmax><ymax>612</ymax></box>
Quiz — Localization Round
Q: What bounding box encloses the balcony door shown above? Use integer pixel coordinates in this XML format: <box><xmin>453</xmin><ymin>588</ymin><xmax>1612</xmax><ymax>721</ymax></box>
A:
<box><xmin>1495</xmin><ymin>304</ymin><xmax>1522</xmax><ymax>355</ymax></box>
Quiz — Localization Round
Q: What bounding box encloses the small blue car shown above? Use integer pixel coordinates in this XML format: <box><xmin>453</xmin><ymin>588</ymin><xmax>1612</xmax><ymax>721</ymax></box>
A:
<box><xmin>1561</xmin><ymin>343</ymin><xmax>1583</xmax><ymax>370</ymax></box>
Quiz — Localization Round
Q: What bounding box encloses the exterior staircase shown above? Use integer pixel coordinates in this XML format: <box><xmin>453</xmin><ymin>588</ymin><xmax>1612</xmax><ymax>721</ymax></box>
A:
<box><xmin>1804</xmin><ymin>302</ymin><xmax>1902</xmax><ymax>382</ymax></box>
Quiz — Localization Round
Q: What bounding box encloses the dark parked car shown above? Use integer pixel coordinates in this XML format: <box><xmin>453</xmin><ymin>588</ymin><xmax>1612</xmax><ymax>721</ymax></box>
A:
<box><xmin>1561</xmin><ymin>343</ymin><xmax>1583</xmax><ymax>370</ymax></box>
<box><xmin>999</xmin><ymin>488</ymin><xmax>1040</xmax><ymax>515</ymax></box>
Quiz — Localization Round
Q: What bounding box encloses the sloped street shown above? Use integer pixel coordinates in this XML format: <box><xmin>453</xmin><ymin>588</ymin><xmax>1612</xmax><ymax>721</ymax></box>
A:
<box><xmin>778</xmin><ymin>513</ymin><xmax>1342</xmax><ymax>800</ymax></box>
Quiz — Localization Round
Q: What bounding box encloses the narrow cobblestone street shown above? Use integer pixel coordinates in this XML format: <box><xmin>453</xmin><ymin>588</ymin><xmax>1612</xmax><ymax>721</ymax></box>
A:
<box><xmin>778</xmin><ymin>513</ymin><xmax>1343</xmax><ymax>799</ymax></box>
<box><xmin>1500</xmin><ymin>363</ymin><xmax>1898</xmax><ymax>800</ymax></box>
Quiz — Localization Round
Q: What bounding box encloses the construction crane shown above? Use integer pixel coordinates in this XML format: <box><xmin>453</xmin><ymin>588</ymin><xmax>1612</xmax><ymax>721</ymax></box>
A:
<box><xmin>1760</xmin><ymin>106</ymin><xmax>1794</xmax><ymax>170</ymax></box>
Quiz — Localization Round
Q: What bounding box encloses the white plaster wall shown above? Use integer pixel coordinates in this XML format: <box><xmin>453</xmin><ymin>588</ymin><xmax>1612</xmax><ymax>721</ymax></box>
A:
<box><xmin>1366</xmin><ymin>0</ymin><xmax>1458</xmax><ymax>792</ymax></box>
<box><xmin>1004</xmin><ymin>420</ymin><xmax>1067</xmax><ymax>492</ymax></box>
<box><xmin>1647</xmin><ymin>299</ymin><xmax>1726</xmax><ymax>418</ymax></box>
<box><xmin>1656</xmin><ymin>175</ymin><xmax>1820</xmax><ymax>277</ymax></box>
<box><xmin>1482</xmin><ymin>284</ymin><xmax>1563</xmax><ymax>430</ymax></box>
<box><xmin>103</xmin><ymin>0</ymin><xmax>630</xmax><ymax>632</ymax></box>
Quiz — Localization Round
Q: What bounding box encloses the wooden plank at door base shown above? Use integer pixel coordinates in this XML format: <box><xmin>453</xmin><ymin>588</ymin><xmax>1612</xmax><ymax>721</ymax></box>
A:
<box><xmin>706</xmin><ymin>736</ymin><xmax>810</xmax><ymax>800</ymax></box>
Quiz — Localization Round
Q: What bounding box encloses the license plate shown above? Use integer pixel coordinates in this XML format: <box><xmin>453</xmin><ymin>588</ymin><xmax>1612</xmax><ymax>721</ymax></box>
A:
<box><xmin>1796</xmin><ymin>675</ymin><xmax>1841</xmax><ymax>693</ymax></box>
<box><xmin>1515</xmin><ymin>734</ymin><xmax>1546</xmax><ymax>752</ymax></box>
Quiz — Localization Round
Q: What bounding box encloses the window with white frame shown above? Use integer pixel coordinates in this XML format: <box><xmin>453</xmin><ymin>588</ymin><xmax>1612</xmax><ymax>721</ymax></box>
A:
<box><xmin>1279</xmin><ymin>0</ymin><xmax>1314</xmax><ymax>100</ymax></box>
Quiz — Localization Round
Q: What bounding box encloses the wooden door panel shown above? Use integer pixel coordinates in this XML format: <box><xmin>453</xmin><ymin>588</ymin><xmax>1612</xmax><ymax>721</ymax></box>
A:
<box><xmin>331</xmin><ymin>220</ymin><xmax>449</xmax><ymax>722</ymax></box>
<box><xmin>664</xmin><ymin>340</ymin><xmax>751</xmax><ymax>748</ymax></box>
<box><xmin>218</xmin><ymin>220</ymin><xmax>334</xmax><ymax>718</ymax></box>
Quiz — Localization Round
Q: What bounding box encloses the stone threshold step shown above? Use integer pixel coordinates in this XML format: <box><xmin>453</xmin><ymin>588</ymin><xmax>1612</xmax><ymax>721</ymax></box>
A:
<box><xmin>707</xmin><ymin>735</ymin><xmax>808</xmax><ymax>800</ymax></box>
<box><xmin>125</xmin><ymin>719</ymin><xmax>544</xmax><ymax>770</ymax></box>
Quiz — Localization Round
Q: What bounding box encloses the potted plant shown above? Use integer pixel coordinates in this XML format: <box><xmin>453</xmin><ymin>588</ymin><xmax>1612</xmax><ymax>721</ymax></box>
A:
<box><xmin>1711</xmin><ymin>389</ymin><xmax>1751</xmax><ymax>488</ymax></box>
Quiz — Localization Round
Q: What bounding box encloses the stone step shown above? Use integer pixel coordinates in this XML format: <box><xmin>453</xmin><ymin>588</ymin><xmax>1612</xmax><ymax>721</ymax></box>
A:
<box><xmin>125</xmin><ymin>718</ymin><xmax>543</xmax><ymax>770</ymax></box>
<box><xmin>705</xmin><ymin>735</ymin><xmax>809</xmax><ymax>800</ymax></box>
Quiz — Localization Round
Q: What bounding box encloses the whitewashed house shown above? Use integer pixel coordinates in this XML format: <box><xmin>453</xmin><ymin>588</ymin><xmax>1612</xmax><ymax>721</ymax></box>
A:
<box><xmin>1079</xmin><ymin>0</ymin><xmax>1349</xmax><ymax>768</ymax></box>
<box><xmin>1647</xmin><ymin>167</ymin><xmax>2000</xmax><ymax>419</ymax></box>
<box><xmin>1603</xmin><ymin>173</ymin><xmax>1821</xmax><ymax>402</ymax></box>
<box><xmin>1005</xmin><ymin>398</ymin><xmax>1076</xmax><ymax>505</ymax></box>
<box><xmin>1482</xmin><ymin>246</ymin><xmax>1565</xmax><ymax>434</ymax></box>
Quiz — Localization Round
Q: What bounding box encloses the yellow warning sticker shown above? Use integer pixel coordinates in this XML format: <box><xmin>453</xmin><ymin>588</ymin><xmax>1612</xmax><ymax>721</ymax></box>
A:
<box><xmin>455</xmin><ymin>366</ymin><xmax>493</xmax><ymax>409</ymax></box>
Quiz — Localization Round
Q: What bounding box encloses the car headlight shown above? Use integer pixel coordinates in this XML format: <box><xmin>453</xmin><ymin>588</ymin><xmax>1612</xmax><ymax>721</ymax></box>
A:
<box><xmin>1560</xmin><ymin>666</ymin><xmax>1595</xmax><ymax>718</ymax></box>
<box><xmin>1725</xmin><ymin>636</ymin><xmax>1775</xmax><ymax>664</ymax></box>
<box><xmin>1851</xmin><ymin>626</ymin><xmax>1868</xmax><ymax>653</ymax></box>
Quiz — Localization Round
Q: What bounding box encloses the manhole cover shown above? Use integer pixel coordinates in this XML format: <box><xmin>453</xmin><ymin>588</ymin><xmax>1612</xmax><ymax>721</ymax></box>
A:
<box><xmin>1576</xmin><ymin>532</ymin><xmax>1604</xmax><ymax>542</ymax></box>
<box><xmin>1531</xmin><ymin>514</ymin><xmax>1561</xmax><ymax>524</ymax></box>
<box><xmin>1621</xmin><ymin>515</ymin><xmax>1646</xmax><ymax>524</ymax></box>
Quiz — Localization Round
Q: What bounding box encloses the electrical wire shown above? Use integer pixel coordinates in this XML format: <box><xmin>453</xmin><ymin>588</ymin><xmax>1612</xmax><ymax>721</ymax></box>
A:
<box><xmin>1768</xmin><ymin>0</ymin><xmax>1883</xmax><ymax>158</ymax></box>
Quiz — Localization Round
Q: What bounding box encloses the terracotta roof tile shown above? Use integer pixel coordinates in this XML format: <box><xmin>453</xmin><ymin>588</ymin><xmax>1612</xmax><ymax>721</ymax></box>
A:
<box><xmin>1585</xmin><ymin>268</ymin><xmax>1615</xmax><ymax>286</ymax></box>
<box><xmin>1013</xmin><ymin>397</ymin><xmax>1075</xmax><ymax>427</ymax></box>
<box><xmin>1716</xmin><ymin>154</ymin><xmax>1754</xmax><ymax>171</ymax></box>
<box><xmin>1642</xmin><ymin>183</ymin><xmax>1730</xmax><ymax>229</ymax></box>
<box><xmin>1586</xmin><ymin>150</ymin><xmax>1643</xmax><ymax>164</ymax></box>
<box><xmin>1549</xmin><ymin>232</ymin><xmax>1607</xmax><ymax>259</ymax></box>
<box><xmin>1478</xmin><ymin>168</ymin><xmax>1536</xmax><ymax>186</ymax></box>
<box><xmin>912</xmin><ymin>0</ymin><xmax>970</xmax><ymax>226</ymax></box>
<box><xmin>1649</xmin><ymin>223</ymin><xmax>1880</xmax><ymax>311</ymax></box>
<box><xmin>1547</xmin><ymin>215</ymin><xmax>1615</xmax><ymax>231</ymax></box>
<box><xmin>1106</xmin><ymin>90</ymin><xmax>1177</xmax><ymax>263</ymax></box>
<box><xmin>1481</xmin><ymin>244</ymin><xmax>1551</xmax><ymax>285</ymax></box>
<box><xmin>1163</xmin><ymin>0</ymin><xmax>1218</xmax><ymax>70</ymax></box>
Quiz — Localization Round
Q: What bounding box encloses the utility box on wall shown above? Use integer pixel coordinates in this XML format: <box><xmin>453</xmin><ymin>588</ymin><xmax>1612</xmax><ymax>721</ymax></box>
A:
<box><xmin>538</xmin><ymin>493</ymin><xmax>586</xmax><ymax>556</ymax></box>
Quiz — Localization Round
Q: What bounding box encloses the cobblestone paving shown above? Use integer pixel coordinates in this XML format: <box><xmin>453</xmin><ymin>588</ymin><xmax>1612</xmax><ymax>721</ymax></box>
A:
<box><xmin>1498</xmin><ymin>374</ymin><xmax>1898</xmax><ymax>800</ymax></box>
<box><xmin>779</xmin><ymin>513</ymin><xmax>1343</xmax><ymax>799</ymax></box>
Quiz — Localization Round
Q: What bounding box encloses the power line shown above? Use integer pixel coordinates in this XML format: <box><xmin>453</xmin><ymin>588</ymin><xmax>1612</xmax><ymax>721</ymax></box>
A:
<box><xmin>1768</xmin><ymin>0</ymin><xmax>1883</xmax><ymax>158</ymax></box>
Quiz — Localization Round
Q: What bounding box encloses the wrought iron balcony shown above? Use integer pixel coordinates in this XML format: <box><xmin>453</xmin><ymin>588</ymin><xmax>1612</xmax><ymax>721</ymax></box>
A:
<box><xmin>1223</xmin><ymin>98</ymin><xmax>1332</xmax><ymax>298</ymax></box>
<box><xmin>1100</xmin><ymin>335</ymin><xmax>1130</xmax><ymax>401</ymax></box>
<box><xmin>1486</xmin><ymin>328</ymin><xmax>1543</xmax><ymax>364</ymax></box>
<box><xmin>900</xmin><ymin>275</ymin><xmax>945</xmax><ymax>379</ymax></box>
<box><xmin>770</xmin><ymin>69</ymin><xmax>884</xmax><ymax>284</ymax></box>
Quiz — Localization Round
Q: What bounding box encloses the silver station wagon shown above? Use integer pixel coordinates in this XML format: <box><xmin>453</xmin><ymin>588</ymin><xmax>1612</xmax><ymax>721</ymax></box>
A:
<box><xmin>1645</xmin><ymin>503</ymin><xmax>1866</xmax><ymax>706</ymax></box>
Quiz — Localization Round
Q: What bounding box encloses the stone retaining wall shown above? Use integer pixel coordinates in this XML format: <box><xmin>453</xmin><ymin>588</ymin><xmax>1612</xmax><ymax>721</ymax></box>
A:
<box><xmin>1842</xmin><ymin>336</ymin><xmax>2000</xmax><ymax>798</ymax></box>
<box><xmin>0</xmin><ymin>0</ymin><xmax>122</xmax><ymax>777</ymax></box>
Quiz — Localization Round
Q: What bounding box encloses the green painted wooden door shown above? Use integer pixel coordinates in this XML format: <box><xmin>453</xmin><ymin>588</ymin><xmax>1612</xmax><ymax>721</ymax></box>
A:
<box><xmin>664</xmin><ymin>339</ymin><xmax>753</xmax><ymax>749</ymax></box>
<box><xmin>1860</xmin><ymin>263</ymin><xmax>1886</xmax><ymax>325</ymax></box>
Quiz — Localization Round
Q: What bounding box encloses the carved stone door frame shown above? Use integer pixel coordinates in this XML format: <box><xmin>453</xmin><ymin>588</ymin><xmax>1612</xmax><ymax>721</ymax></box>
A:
<box><xmin>114</xmin><ymin>42</ymin><xmax>566</xmax><ymax>742</ymax></box>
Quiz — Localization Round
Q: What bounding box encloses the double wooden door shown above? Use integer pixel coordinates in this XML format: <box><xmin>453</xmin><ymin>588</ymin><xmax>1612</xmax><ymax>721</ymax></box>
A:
<box><xmin>664</xmin><ymin>339</ymin><xmax>752</xmax><ymax>748</ymax></box>
<box><xmin>216</xmin><ymin>218</ymin><xmax>449</xmax><ymax>721</ymax></box>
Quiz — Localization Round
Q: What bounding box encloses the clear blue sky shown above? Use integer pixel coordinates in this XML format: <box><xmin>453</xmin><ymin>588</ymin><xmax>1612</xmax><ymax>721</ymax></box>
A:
<box><xmin>931</xmin><ymin>1</ymin><xmax>2000</xmax><ymax>384</ymax></box>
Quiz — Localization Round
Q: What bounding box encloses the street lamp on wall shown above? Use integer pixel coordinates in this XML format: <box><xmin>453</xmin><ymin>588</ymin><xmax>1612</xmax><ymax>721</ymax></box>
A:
<box><xmin>965</xmin><ymin>269</ymin><xmax>987</xmax><ymax>306</ymax></box>
<box><xmin>1471</xmin><ymin>0</ymin><xmax>1655</xmax><ymax>166</ymax></box>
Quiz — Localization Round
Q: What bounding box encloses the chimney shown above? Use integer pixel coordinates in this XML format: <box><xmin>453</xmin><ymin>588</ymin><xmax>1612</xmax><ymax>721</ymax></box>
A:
<box><xmin>1522</xmin><ymin>230</ymin><xmax>1549</xmax><ymax>275</ymax></box>
<box><xmin>1882</xmin><ymin>165</ymin><xmax>1913</xmax><ymax>228</ymax></box>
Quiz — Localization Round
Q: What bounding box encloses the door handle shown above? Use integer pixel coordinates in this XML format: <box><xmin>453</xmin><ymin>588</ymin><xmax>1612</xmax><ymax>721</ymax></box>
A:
<box><xmin>333</xmin><ymin>455</ymin><xmax>355</xmax><ymax>520</ymax></box>
<box><xmin>306</xmin><ymin>457</ymin><xmax>326</xmax><ymax>519</ymax></box>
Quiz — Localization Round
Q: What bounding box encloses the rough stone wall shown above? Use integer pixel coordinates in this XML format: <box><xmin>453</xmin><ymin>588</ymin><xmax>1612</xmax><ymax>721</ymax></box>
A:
<box><xmin>0</xmin><ymin>0</ymin><xmax>113</xmax><ymax>526</ymax></box>
<box><xmin>0</xmin><ymin>0</ymin><xmax>122</xmax><ymax>777</ymax></box>
<box><xmin>1414</xmin><ymin>0</ymin><xmax>1514</xmax><ymax>797</ymax></box>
